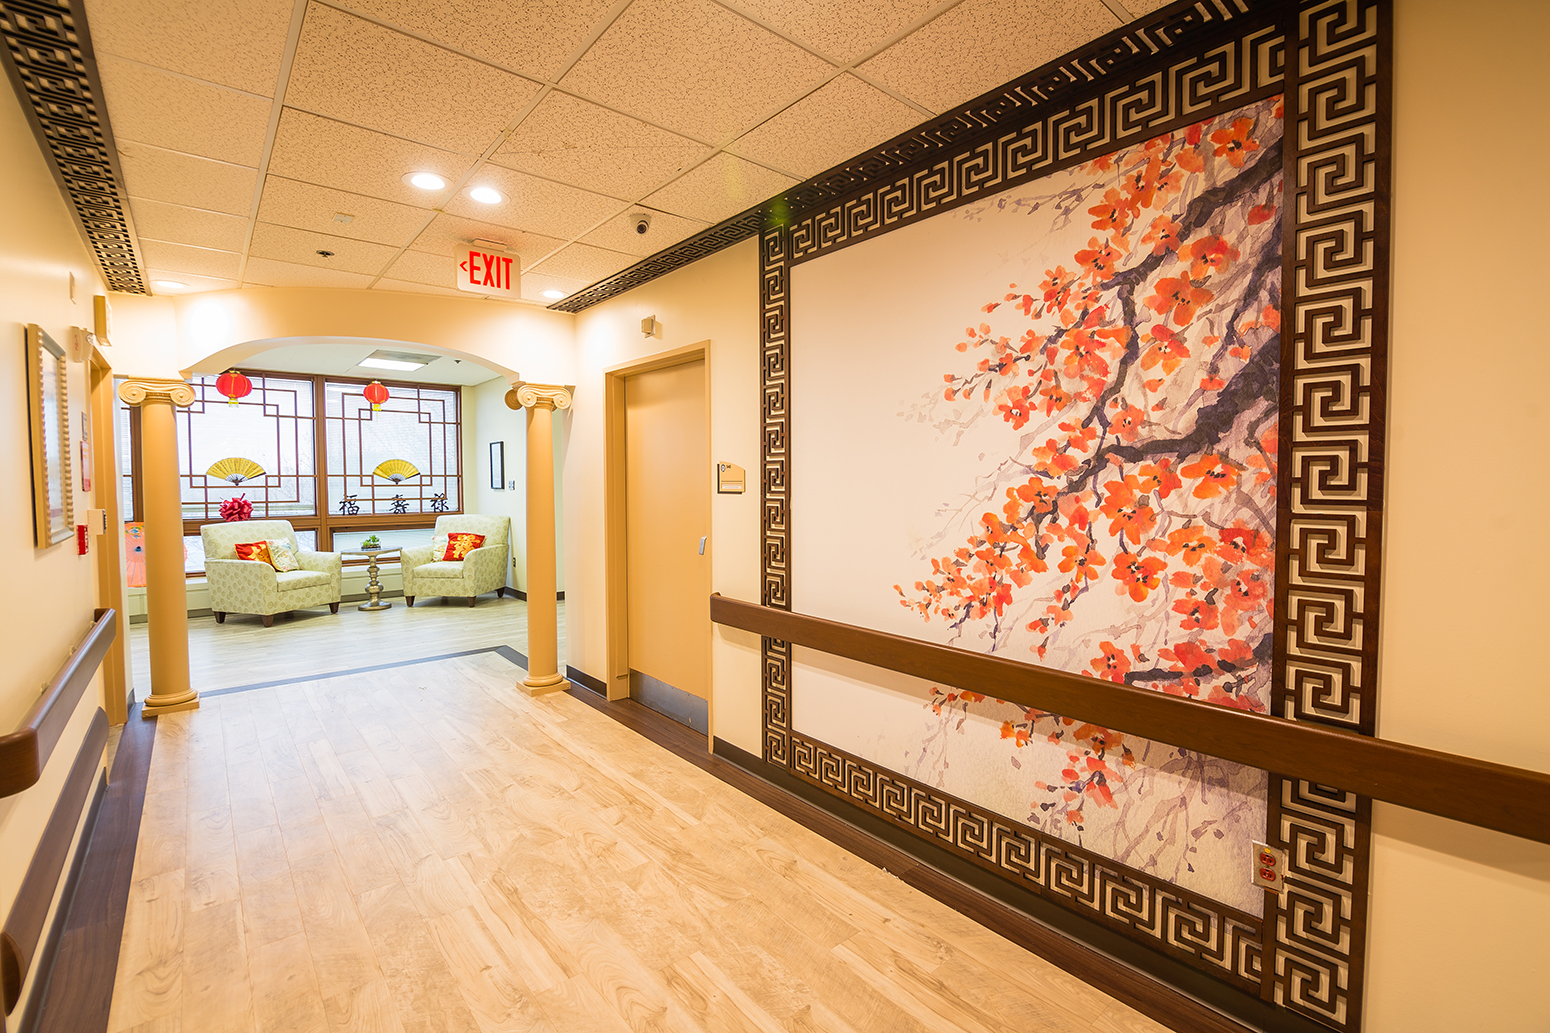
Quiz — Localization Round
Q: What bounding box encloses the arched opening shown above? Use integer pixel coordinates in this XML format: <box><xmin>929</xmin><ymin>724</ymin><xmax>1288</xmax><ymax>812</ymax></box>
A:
<box><xmin>118</xmin><ymin>334</ymin><xmax>566</xmax><ymax>700</ymax></box>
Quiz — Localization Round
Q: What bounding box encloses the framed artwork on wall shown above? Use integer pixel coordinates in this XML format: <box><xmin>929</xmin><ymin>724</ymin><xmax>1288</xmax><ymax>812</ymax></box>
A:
<box><xmin>26</xmin><ymin>324</ymin><xmax>73</xmax><ymax>546</ymax></box>
<box><xmin>489</xmin><ymin>440</ymin><xmax>505</xmax><ymax>490</ymax></box>
<box><xmin>756</xmin><ymin>1</ymin><xmax>1390</xmax><ymax>1030</ymax></box>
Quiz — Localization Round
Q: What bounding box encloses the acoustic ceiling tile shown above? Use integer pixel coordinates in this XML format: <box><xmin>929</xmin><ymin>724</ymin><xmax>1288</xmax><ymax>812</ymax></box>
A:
<box><xmin>525</xmin><ymin>243</ymin><xmax>634</xmax><ymax>284</ymax></box>
<box><xmin>642</xmin><ymin>152</ymin><xmax>796</xmax><ymax>225</ymax></box>
<box><xmin>117</xmin><ymin>142</ymin><xmax>258</xmax><ymax>216</ymax></box>
<box><xmin>411</xmin><ymin>215</ymin><xmax>565</xmax><ymax>269</ymax></box>
<box><xmin>82</xmin><ymin>0</ymin><xmax>293</xmax><ymax>96</ymax></box>
<box><xmin>580</xmin><ymin>208</ymin><xmax>709</xmax><ymax>257</ymax></box>
<box><xmin>287</xmin><ymin>4</ymin><xmax>540</xmax><ymax>154</ymax></box>
<box><xmin>128</xmin><ymin>198</ymin><xmax>250</xmax><ymax>253</ymax></box>
<box><xmin>372</xmin><ymin>278</ymin><xmax>468</xmax><ymax>298</ymax></box>
<box><xmin>560</xmin><ymin>0</ymin><xmax>835</xmax><ymax>143</ymax></box>
<box><xmin>242</xmin><ymin>257</ymin><xmax>375</xmax><ymax>289</ymax></box>
<box><xmin>859</xmin><ymin>0</ymin><xmax>1120</xmax><ymax>113</ymax></box>
<box><xmin>137</xmin><ymin>239</ymin><xmax>243</xmax><ymax>280</ymax></box>
<box><xmin>97</xmin><ymin>56</ymin><xmax>272</xmax><ymax>166</ymax></box>
<box><xmin>145</xmin><ymin>269</ymin><xmax>240</xmax><ymax>295</ymax></box>
<box><xmin>721</xmin><ymin>0</ymin><xmax>941</xmax><ymax>63</ymax></box>
<box><xmin>726</xmin><ymin>73</ymin><xmax>923</xmax><ymax>179</ymax></box>
<box><xmin>257</xmin><ymin>177</ymin><xmax>430</xmax><ymax>247</ymax></box>
<box><xmin>381</xmin><ymin>249</ymin><xmax>457</xmax><ymax>290</ymax></box>
<box><xmin>492</xmin><ymin>92</ymin><xmax>711</xmax><ymax>200</ymax></box>
<box><xmin>266</xmin><ymin>108</ymin><xmax>473</xmax><ymax>208</ymax></box>
<box><xmin>519</xmin><ymin>270</ymin><xmax>590</xmax><ymax>304</ymax></box>
<box><xmin>442</xmin><ymin>166</ymin><xmax>629</xmax><ymax>241</ymax></box>
<box><xmin>1120</xmin><ymin>0</ymin><xmax>1177</xmax><ymax>13</ymax></box>
<box><xmin>336</xmin><ymin>0</ymin><xmax>619</xmax><ymax>82</ymax></box>
<box><xmin>248</xmin><ymin>222</ymin><xmax>401</xmax><ymax>276</ymax></box>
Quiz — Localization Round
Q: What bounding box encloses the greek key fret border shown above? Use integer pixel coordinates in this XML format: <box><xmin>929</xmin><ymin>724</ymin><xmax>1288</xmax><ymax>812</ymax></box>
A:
<box><xmin>792</xmin><ymin>734</ymin><xmax>1265</xmax><ymax>990</ymax></box>
<box><xmin>786</xmin><ymin>24</ymin><xmax>1287</xmax><ymax>265</ymax></box>
<box><xmin>756</xmin><ymin>2</ymin><xmax>1386</xmax><ymax>1030</ymax></box>
<box><xmin>1263</xmin><ymin>0</ymin><xmax>1389</xmax><ymax>1029</ymax></box>
<box><xmin>0</xmin><ymin>0</ymin><xmax>146</xmax><ymax>293</ymax></box>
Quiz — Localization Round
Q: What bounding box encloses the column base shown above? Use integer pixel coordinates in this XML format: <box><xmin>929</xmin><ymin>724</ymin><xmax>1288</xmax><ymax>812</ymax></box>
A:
<box><xmin>520</xmin><ymin>672</ymin><xmax>567</xmax><ymax>696</ymax></box>
<box><xmin>142</xmin><ymin>690</ymin><xmax>200</xmax><ymax>717</ymax></box>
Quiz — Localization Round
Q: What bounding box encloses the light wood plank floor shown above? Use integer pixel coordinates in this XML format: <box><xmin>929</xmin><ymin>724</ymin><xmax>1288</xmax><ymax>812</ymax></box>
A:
<box><xmin>109</xmin><ymin>651</ymin><xmax>1169</xmax><ymax>1033</ymax></box>
<box><xmin>127</xmin><ymin>596</ymin><xmax>566</xmax><ymax>698</ymax></box>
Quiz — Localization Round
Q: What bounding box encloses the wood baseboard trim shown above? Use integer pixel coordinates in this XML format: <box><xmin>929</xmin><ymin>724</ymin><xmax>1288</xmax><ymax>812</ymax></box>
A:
<box><xmin>565</xmin><ymin>666</ymin><xmax>607</xmax><ymax>696</ymax></box>
<box><xmin>561</xmin><ymin>681</ymin><xmax>1311</xmax><ymax>1033</ymax></box>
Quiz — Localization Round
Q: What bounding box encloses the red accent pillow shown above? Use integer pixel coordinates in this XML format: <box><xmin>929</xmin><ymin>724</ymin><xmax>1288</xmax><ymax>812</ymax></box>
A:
<box><xmin>443</xmin><ymin>532</ymin><xmax>486</xmax><ymax>561</ymax></box>
<box><xmin>234</xmin><ymin>541</ymin><xmax>274</xmax><ymax>567</ymax></box>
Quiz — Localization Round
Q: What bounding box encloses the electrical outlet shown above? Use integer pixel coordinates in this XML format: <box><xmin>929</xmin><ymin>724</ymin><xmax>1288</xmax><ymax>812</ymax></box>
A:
<box><xmin>508</xmin><ymin>480</ymin><xmax>515</xmax><ymax>490</ymax></box>
<box><xmin>1251</xmin><ymin>842</ymin><xmax>1287</xmax><ymax>893</ymax></box>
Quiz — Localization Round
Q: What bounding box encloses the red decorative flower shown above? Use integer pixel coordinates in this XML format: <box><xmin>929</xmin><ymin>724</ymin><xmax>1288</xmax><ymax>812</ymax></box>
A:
<box><xmin>220</xmin><ymin>494</ymin><xmax>253</xmax><ymax>522</ymax></box>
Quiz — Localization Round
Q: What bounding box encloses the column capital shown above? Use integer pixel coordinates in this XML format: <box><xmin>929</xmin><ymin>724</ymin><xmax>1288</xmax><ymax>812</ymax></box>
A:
<box><xmin>505</xmin><ymin>383</ymin><xmax>573</xmax><ymax>411</ymax></box>
<box><xmin>118</xmin><ymin>378</ymin><xmax>196</xmax><ymax>407</ymax></box>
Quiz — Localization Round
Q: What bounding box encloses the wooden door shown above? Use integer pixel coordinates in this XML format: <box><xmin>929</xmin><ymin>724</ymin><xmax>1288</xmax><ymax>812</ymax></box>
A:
<box><xmin>624</xmin><ymin>359</ymin><xmax>709</xmax><ymax>702</ymax></box>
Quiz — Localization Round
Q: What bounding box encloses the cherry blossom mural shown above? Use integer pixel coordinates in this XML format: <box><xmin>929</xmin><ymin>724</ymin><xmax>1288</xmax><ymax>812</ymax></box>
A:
<box><xmin>789</xmin><ymin>96</ymin><xmax>1284</xmax><ymax>911</ymax></box>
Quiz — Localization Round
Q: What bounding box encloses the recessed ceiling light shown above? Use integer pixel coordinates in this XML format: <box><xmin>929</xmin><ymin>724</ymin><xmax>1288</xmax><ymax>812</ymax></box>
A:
<box><xmin>541</xmin><ymin>289</ymin><xmax>567</xmax><ymax>300</ymax></box>
<box><xmin>357</xmin><ymin>348</ymin><xmax>438</xmax><ymax>372</ymax></box>
<box><xmin>358</xmin><ymin>357</ymin><xmax>425</xmax><ymax>371</ymax></box>
<box><xmin>403</xmin><ymin>172</ymin><xmax>446</xmax><ymax>190</ymax></box>
<box><xmin>153</xmin><ymin>280</ymin><xmax>187</xmax><ymax>290</ymax></box>
<box><xmin>469</xmin><ymin>186</ymin><xmax>502</xmax><ymax>204</ymax></box>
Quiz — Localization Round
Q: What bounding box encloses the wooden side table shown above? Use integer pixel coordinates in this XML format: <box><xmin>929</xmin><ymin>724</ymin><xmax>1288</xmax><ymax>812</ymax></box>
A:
<box><xmin>341</xmin><ymin>548</ymin><xmax>400</xmax><ymax>611</ymax></box>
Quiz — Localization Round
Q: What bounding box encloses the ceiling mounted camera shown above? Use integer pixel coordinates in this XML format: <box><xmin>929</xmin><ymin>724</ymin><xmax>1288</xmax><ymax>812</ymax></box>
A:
<box><xmin>633</xmin><ymin>213</ymin><xmax>652</xmax><ymax>235</ymax></box>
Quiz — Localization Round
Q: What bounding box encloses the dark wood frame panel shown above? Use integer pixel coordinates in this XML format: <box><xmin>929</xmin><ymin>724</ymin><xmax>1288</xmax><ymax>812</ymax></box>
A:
<box><xmin>751</xmin><ymin>2</ymin><xmax>1390</xmax><ymax>1029</ymax></box>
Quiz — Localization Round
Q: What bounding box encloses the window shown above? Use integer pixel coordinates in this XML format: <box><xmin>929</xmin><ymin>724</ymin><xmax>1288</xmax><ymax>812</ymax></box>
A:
<box><xmin>117</xmin><ymin>371</ymin><xmax>463</xmax><ymax>574</ymax></box>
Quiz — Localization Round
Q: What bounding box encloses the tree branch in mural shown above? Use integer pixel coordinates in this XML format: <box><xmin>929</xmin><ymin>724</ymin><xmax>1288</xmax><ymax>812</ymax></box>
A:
<box><xmin>896</xmin><ymin>99</ymin><xmax>1284</xmax><ymax>832</ymax></box>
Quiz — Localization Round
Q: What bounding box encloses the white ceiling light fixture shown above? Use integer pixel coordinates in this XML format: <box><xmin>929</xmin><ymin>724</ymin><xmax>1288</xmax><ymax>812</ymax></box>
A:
<box><xmin>153</xmin><ymin>279</ymin><xmax>187</xmax><ymax>290</ymax></box>
<box><xmin>468</xmin><ymin>186</ymin><xmax>502</xmax><ymax>205</ymax></box>
<box><xmin>403</xmin><ymin>172</ymin><xmax>446</xmax><ymax>190</ymax></box>
<box><xmin>541</xmin><ymin>289</ymin><xmax>567</xmax><ymax>300</ymax></box>
<box><xmin>356</xmin><ymin>348</ymin><xmax>439</xmax><ymax>372</ymax></box>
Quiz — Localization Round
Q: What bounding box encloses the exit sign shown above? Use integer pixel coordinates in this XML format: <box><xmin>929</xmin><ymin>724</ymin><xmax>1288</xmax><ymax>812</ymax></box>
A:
<box><xmin>456</xmin><ymin>248</ymin><xmax>520</xmax><ymax>298</ymax></box>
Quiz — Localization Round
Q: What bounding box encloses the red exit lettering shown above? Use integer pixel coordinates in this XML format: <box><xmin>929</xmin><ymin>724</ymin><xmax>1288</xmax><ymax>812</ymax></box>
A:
<box><xmin>460</xmin><ymin>250</ymin><xmax>515</xmax><ymax>293</ymax></box>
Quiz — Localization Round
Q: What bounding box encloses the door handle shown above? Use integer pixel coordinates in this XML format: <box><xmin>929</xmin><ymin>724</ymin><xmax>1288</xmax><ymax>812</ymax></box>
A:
<box><xmin>698</xmin><ymin>536</ymin><xmax>708</xmax><ymax>556</ymax></box>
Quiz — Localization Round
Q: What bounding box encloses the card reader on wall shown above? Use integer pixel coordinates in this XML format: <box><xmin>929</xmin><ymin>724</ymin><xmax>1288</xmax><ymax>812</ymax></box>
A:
<box><xmin>716</xmin><ymin>462</ymin><xmax>745</xmax><ymax>494</ymax></box>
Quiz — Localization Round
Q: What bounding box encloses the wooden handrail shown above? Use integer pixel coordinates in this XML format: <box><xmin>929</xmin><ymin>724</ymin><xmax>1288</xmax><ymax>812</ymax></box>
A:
<box><xmin>0</xmin><ymin>609</ymin><xmax>117</xmax><ymax>799</ymax></box>
<box><xmin>710</xmin><ymin>595</ymin><xmax>1550</xmax><ymax>845</ymax></box>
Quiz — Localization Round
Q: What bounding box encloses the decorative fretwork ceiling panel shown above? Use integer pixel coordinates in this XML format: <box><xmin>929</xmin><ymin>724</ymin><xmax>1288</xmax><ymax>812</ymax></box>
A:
<box><xmin>0</xmin><ymin>0</ymin><xmax>146</xmax><ymax>293</ymax></box>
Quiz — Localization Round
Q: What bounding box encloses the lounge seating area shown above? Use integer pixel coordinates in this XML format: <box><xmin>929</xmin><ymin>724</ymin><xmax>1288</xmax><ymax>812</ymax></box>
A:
<box><xmin>198</xmin><ymin>515</ymin><xmax>513</xmax><ymax>626</ymax></box>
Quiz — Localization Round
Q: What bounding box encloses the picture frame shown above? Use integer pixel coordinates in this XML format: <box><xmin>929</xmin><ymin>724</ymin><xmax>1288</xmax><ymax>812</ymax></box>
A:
<box><xmin>26</xmin><ymin>324</ymin><xmax>73</xmax><ymax>546</ymax></box>
<box><xmin>489</xmin><ymin>440</ymin><xmax>504</xmax><ymax>490</ymax></box>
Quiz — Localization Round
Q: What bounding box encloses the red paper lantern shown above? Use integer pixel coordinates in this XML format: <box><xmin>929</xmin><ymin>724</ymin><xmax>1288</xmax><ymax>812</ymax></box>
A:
<box><xmin>215</xmin><ymin>369</ymin><xmax>252</xmax><ymax>407</ymax></box>
<box><xmin>363</xmin><ymin>380</ymin><xmax>389</xmax><ymax>412</ymax></box>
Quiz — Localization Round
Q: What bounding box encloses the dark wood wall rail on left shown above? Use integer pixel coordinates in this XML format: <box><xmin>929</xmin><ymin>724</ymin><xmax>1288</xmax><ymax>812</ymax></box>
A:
<box><xmin>0</xmin><ymin>708</ymin><xmax>108</xmax><ymax>1015</ymax></box>
<box><xmin>709</xmin><ymin>594</ymin><xmax>1550</xmax><ymax>845</ymax></box>
<box><xmin>0</xmin><ymin>609</ymin><xmax>117</xmax><ymax>799</ymax></box>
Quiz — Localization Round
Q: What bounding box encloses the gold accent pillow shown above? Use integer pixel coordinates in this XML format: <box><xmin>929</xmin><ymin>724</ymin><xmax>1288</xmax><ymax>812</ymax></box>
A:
<box><xmin>266</xmin><ymin>539</ymin><xmax>300</xmax><ymax>572</ymax></box>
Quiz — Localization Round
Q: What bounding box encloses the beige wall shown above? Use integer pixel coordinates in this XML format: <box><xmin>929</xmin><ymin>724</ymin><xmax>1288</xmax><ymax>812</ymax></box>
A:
<box><xmin>569</xmin><ymin>240</ymin><xmax>763</xmax><ymax>750</ymax></box>
<box><xmin>1363</xmin><ymin>0</ymin><xmax>1550</xmax><ymax>1028</ymax></box>
<box><xmin>0</xmin><ymin>79</ymin><xmax>113</xmax><ymax>1028</ymax></box>
<box><xmin>465</xmin><ymin>376</ymin><xmax>567</xmax><ymax>595</ymax></box>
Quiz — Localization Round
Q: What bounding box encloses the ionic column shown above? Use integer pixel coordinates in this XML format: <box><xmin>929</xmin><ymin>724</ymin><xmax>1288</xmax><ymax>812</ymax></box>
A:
<box><xmin>118</xmin><ymin>379</ymin><xmax>199</xmax><ymax>718</ymax></box>
<box><xmin>506</xmin><ymin>383</ymin><xmax>571</xmax><ymax>695</ymax></box>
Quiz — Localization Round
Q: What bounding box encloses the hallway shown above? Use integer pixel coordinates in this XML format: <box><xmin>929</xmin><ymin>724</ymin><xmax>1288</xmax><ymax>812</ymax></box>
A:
<box><xmin>106</xmin><ymin>651</ymin><xmax>1167</xmax><ymax>1033</ymax></box>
